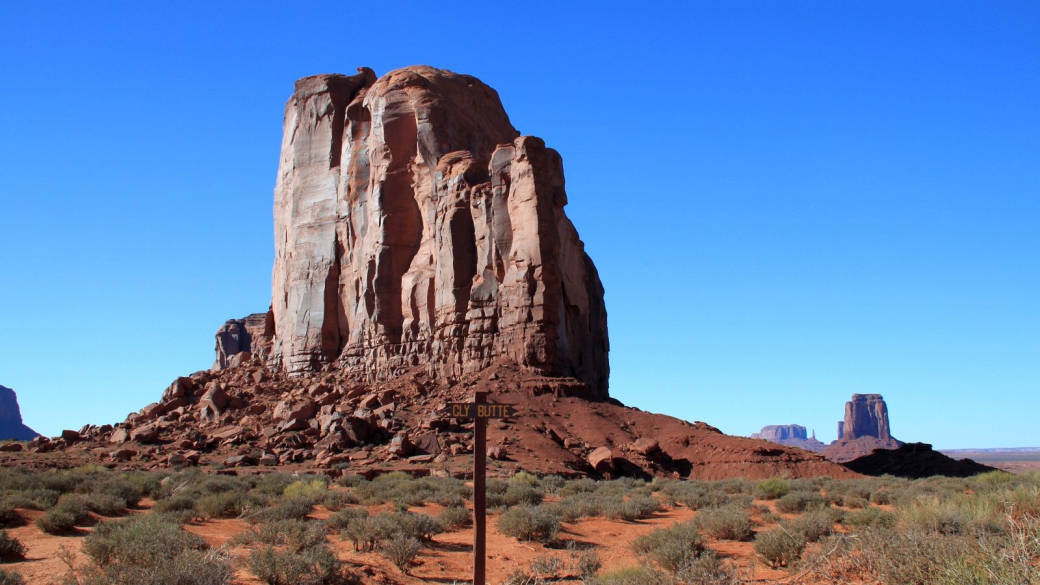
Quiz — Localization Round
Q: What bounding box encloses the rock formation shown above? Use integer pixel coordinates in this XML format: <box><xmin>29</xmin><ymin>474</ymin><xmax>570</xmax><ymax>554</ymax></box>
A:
<box><xmin>844</xmin><ymin>443</ymin><xmax>997</xmax><ymax>479</ymax></box>
<box><xmin>266</xmin><ymin>66</ymin><xmax>609</xmax><ymax>398</ymax></box>
<box><xmin>0</xmin><ymin>385</ymin><xmax>40</xmax><ymax>441</ymax></box>
<box><xmin>823</xmin><ymin>394</ymin><xmax>901</xmax><ymax>463</ymax></box>
<box><xmin>840</xmin><ymin>394</ymin><xmax>892</xmax><ymax>441</ymax></box>
<box><xmin>213</xmin><ymin>312</ymin><xmax>274</xmax><ymax>370</ymax></box>
<box><xmin>751</xmin><ymin>424</ymin><xmax>827</xmax><ymax>453</ymax></box>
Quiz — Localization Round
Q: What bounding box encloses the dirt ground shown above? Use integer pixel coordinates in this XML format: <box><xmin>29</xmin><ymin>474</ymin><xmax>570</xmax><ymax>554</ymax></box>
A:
<box><xmin>0</xmin><ymin>494</ymin><xmax>862</xmax><ymax>585</ymax></box>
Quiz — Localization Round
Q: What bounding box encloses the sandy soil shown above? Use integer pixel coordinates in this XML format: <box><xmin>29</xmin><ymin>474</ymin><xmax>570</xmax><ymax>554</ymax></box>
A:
<box><xmin>2</xmin><ymin>497</ymin><xmax>871</xmax><ymax>585</ymax></box>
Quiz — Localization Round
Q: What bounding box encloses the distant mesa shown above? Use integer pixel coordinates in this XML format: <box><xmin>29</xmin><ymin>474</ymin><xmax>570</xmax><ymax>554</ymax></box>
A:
<box><xmin>751</xmin><ymin>394</ymin><xmax>903</xmax><ymax>462</ymax></box>
<box><xmin>0</xmin><ymin>384</ymin><xmax>40</xmax><ymax>441</ymax></box>
<box><xmin>750</xmin><ymin>424</ymin><xmax>826</xmax><ymax>453</ymax></box>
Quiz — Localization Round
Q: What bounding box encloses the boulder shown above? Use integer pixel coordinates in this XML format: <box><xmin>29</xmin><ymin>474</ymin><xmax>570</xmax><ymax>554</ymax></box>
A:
<box><xmin>273</xmin><ymin>398</ymin><xmax>316</xmax><ymax>422</ymax></box>
<box><xmin>588</xmin><ymin>446</ymin><xmax>613</xmax><ymax>474</ymax></box>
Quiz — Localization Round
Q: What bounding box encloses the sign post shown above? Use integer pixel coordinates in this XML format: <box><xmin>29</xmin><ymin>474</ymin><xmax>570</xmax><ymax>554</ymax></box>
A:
<box><xmin>472</xmin><ymin>391</ymin><xmax>487</xmax><ymax>585</ymax></box>
<box><xmin>442</xmin><ymin>392</ymin><xmax>518</xmax><ymax>585</ymax></box>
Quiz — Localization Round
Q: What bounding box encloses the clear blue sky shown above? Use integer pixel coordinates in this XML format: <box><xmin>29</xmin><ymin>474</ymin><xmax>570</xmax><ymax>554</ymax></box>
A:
<box><xmin>1</xmin><ymin>2</ymin><xmax>1036</xmax><ymax>449</ymax></box>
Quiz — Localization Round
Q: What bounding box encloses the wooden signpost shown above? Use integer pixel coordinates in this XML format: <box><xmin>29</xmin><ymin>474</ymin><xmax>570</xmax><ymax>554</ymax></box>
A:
<box><xmin>442</xmin><ymin>391</ymin><xmax>517</xmax><ymax>585</ymax></box>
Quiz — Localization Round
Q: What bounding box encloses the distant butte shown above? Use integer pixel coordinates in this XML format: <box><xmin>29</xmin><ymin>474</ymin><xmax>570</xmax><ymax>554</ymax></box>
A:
<box><xmin>0</xmin><ymin>384</ymin><xmax>40</xmax><ymax>441</ymax></box>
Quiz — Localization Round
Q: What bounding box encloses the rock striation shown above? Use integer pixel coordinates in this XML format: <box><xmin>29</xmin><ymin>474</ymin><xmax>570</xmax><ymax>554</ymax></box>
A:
<box><xmin>267</xmin><ymin>66</ymin><xmax>609</xmax><ymax>398</ymax></box>
<box><xmin>823</xmin><ymin>394</ymin><xmax>901</xmax><ymax>463</ymax></box>
<box><xmin>839</xmin><ymin>394</ymin><xmax>892</xmax><ymax>441</ymax></box>
<box><xmin>751</xmin><ymin>424</ymin><xmax>827</xmax><ymax>453</ymax></box>
<box><xmin>213</xmin><ymin>311</ymin><xmax>274</xmax><ymax>371</ymax></box>
<box><xmin>0</xmin><ymin>385</ymin><xmax>40</xmax><ymax>441</ymax></box>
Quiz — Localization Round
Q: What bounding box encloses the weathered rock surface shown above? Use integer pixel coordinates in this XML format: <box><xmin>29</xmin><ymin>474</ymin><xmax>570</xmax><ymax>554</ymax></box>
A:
<box><xmin>0</xmin><ymin>385</ymin><xmax>40</xmax><ymax>441</ymax></box>
<box><xmin>213</xmin><ymin>311</ymin><xmax>274</xmax><ymax>370</ymax></box>
<box><xmin>840</xmin><ymin>394</ymin><xmax>893</xmax><ymax>441</ymax></box>
<box><xmin>266</xmin><ymin>66</ymin><xmax>609</xmax><ymax>398</ymax></box>
<box><xmin>823</xmin><ymin>394</ymin><xmax>901</xmax><ymax>463</ymax></box>
<box><xmin>750</xmin><ymin>424</ymin><xmax>827</xmax><ymax>453</ymax></box>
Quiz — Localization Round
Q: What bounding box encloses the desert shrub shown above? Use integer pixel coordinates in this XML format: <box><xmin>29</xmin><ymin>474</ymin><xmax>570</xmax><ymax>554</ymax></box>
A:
<box><xmin>784</xmin><ymin>509</ymin><xmax>833</xmax><ymax>543</ymax></box>
<box><xmin>550</xmin><ymin>492</ymin><xmax>605</xmax><ymax>521</ymax></box>
<box><xmin>487</xmin><ymin>480</ymin><xmax>544</xmax><ymax>509</ymax></box>
<box><xmin>0</xmin><ymin>569</ymin><xmax>24</xmax><ymax>585</ymax></box>
<box><xmin>972</xmin><ymin>470</ymin><xmax>1017</xmax><ymax>487</ymax></box>
<box><xmin>325</xmin><ymin>506</ymin><xmax>368</xmax><ymax>531</ymax></box>
<box><xmin>694</xmin><ymin>506</ymin><xmax>753</xmax><ymax>541</ymax></box>
<box><xmin>83</xmin><ymin>493</ymin><xmax>127</xmax><ymax>516</ymax></box>
<box><xmin>122</xmin><ymin>471</ymin><xmax>164</xmax><ymax>498</ymax></box>
<box><xmin>283</xmin><ymin>478</ymin><xmax>328</xmax><ymax>503</ymax></box>
<box><xmin>379</xmin><ymin>534</ymin><xmax>422</xmax><ymax>572</ymax></box>
<box><xmin>35</xmin><ymin>494</ymin><xmax>91</xmax><ymax>533</ymax></box>
<box><xmin>238</xmin><ymin>519</ymin><xmax>327</xmax><ymax>553</ymax></box>
<box><xmin>594</xmin><ymin>565</ymin><xmax>666</xmax><ymax>584</ymax></box>
<box><xmin>753</xmin><ymin>528</ymin><xmax>805</xmax><ymax>568</ymax></box>
<box><xmin>573</xmin><ymin>549</ymin><xmax>602</xmax><ymax>581</ymax></box>
<box><xmin>539</xmin><ymin>475</ymin><xmax>566</xmax><ymax>495</ymax></box>
<box><xmin>196</xmin><ymin>491</ymin><xmax>242</xmax><ymax>519</ymax></box>
<box><xmin>0</xmin><ymin>505</ymin><xmax>19</xmax><ymax>528</ymax></box>
<box><xmin>438</xmin><ymin>505</ymin><xmax>471</xmax><ymax>530</ymax></box>
<box><xmin>91</xmin><ymin>477</ymin><xmax>143</xmax><ymax>508</ymax></box>
<box><xmin>843</xmin><ymin>506</ymin><xmax>896</xmax><ymax>528</ymax></box>
<box><xmin>632</xmin><ymin>520</ymin><xmax>705</xmax><ymax>573</ymax></box>
<box><xmin>245</xmin><ymin>544</ymin><xmax>340</xmax><ymax>585</ymax></box>
<box><xmin>674</xmin><ymin>550</ymin><xmax>743</xmax><ymax>585</ymax></box>
<box><xmin>3</xmin><ymin>489</ymin><xmax>59</xmax><ymax>511</ymax></box>
<box><xmin>599</xmin><ymin>494</ymin><xmax>661</xmax><ymax>522</ymax></box>
<box><xmin>84</xmin><ymin>514</ymin><xmax>207</xmax><ymax>567</ymax></box>
<box><xmin>775</xmin><ymin>491</ymin><xmax>828</xmax><ymax>514</ymax></box>
<box><xmin>374</xmin><ymin>510</ymin><xmax>443</xmax><ymax>541</ymax></box>
<box><xmin>498</xmin><ymin>506</ymin><xmax>561</xmax><ymax>543</ymax></box>
<box><xmin>322</xmin><ymin>490</ymin><xmax>359</xmax><ymax>511</ymax></box>
<box><xmin>151</xmin><ymin>493</ymin><xmax>196</xmax><ymax>517</ymax></box>
<box><xmin>245</xmin><ymin>496</ymin><xmax>313</xmax><ymax>523</ymax></box>
<box><xmin>755</xmin><ymin>478</ymin><xmax>790</xmax><ymax>500</ymax></box>
<box><xmin>0</xmin><ymin>531</ymin><xmax>25</xmax><ymax>563</ymax></box>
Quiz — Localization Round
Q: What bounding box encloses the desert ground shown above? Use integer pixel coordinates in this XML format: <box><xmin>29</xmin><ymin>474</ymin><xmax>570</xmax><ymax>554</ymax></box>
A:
<box><xmin>1</xmin><ymin>465</ymin><xmax>1037</xmax><ymax>585</ymax></box>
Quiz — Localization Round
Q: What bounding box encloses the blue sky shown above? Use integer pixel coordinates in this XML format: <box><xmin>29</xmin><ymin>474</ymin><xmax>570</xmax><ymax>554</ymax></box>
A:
<box><xmin>1</xmin><ymin>2</ymin><xmax>1036</xmax><ymax>449</ymax></box>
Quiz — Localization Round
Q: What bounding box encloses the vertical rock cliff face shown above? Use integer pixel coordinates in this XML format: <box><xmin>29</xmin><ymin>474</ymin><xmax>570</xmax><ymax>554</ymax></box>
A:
<box><xmin>0</xmin><ymin>385</ymin><xmax>40</xmax><ymax>441</ymax></box>
<box><xmin>841</xmin><ymin>394</ymin><xmax>892</xmax><ymax>441</ymax></box>
<box><xmin>268</xmin><ymin>66</ymin><xmax>609</xmax><ymax>398</ymax></box>
<box><xmin>823</xmin><ymin>393</ymin><xmax>901</xmax><ymax>463</ymax></box>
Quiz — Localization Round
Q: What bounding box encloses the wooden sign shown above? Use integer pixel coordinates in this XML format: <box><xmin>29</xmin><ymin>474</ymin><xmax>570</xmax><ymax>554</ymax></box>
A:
<box><xmin>440</xmin><ymin>390</ymin><xmax>523</xmax><ymax>585</ymax></box>
<box><xmin>444</xmin><ymin>402</ymin><xmax>518</xmax><ymax>419</ymax></box>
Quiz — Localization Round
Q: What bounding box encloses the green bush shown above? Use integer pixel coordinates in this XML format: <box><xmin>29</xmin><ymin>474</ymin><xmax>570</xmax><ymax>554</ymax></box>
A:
<box><xmin>604</xmin><ymin>495</ymin><xmax>661</xmax><ymax>522</ymax></box>
<box><xmin>245</xmin><ymin>496</ymin><xmax>314</xmax><ymax>523</ymax></box>
<box><xmin>784</xmin><ymin>510</ymin><xmax>833</xmax><ymax>543</ymax></box>
<box><xmin>196</xmin><ymin>491</ymin><xmax>242</xmax><ymax>519</ymax></box>
<box><xmin>594</xmin><ymin>565</ymin><xmax>666</xmax><ymax>584</ymax></box>
<box><xmin>775</xmin><ymin>491</ymin><xmax>828</xmax><ymax>514</ymax></box>
<box><xmin>694</xmin><ymin>506</ymin><xmax>753</xmax><ymax>541</ymax></box>
<box><xmin>498</xmin><ymin>506</ymin><xmax>561</xmax><ymax>543</ymax></box>
<box><xmin>283</xmin><ymin>479</ymin><xmax>328</xmax><ymax>503</ymax></box>
<box><xmin>438</xmin><ymin>505</ymin><xmax>471</xmax><ymax>530</ymax></box>
<box><xmin>753</xmin><ymin>528</ymin><xmax>806</xmax><ymax>568</ymax></box>
<box><xmin>0</xmin><ymin>569</ymin><xmax>24</xmax><ymax>585</ymax></box>
<box><xmin>84</xmin><ymin>514</ymin><xmax>207</xmax><ymax>567</ymax></box>
<box><xmin>843</xmin><ymin>506</ymin><xmax>896</xmax><ymax>528</ymax></box>
<box><xmin>0</xmin><ymin>531</ymin><xmax>25</xmax><ymax>563</ymax></box>
<box><xmin>379</xmin><ymin>534</ymin><xmax>422</xmax><ymax>572</ymax></box>
<box><xmin>239</xmin><ymin>520</ymin><xmax>327</xmax><ymax>553</ymax></box>
<box><xmin>325</xmin><ymin>506</ymin><xmax>368</xmax><ymax>531</ymax></box>
<box><xmin>83</xmin><ymin>493</ymin><xmax>127</xmax><ymax>516</ymax></box>
<box><xmin>35</xmin><ymin>494</ymin><xmax>91</xmax><ymax>533</ymax></box>
<box><xmin>674</xmin><ymin>550</ymin><xmax>742</xmax><ymax>584</ymax></box>
<box><xmin>632</xmin><ymin>520</ymin><xmax>705</xmax><ymax>573</ymax></box>
<box><xmin>755</xmin><ymin>478</ymin><xmax>791</xmax><ymax>500</ymax></box>
<box><xmin>245</xmin><ymin>544</ymin><xmax>340</xmax><ymax>585</ymax></box>
<box><xmin>0</xmin><ymin>505</ymin><xmax>19</xmax><ymax>528</ymax></box>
